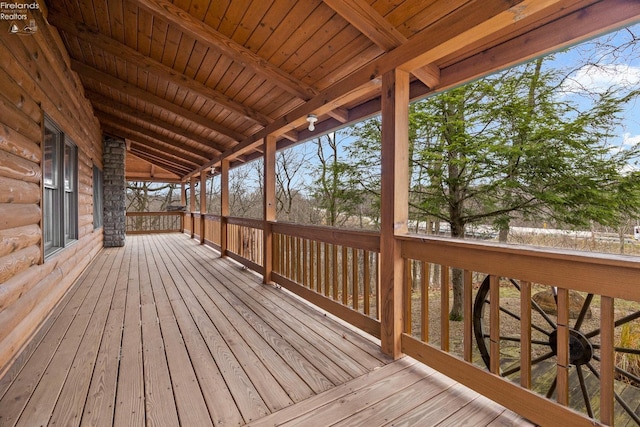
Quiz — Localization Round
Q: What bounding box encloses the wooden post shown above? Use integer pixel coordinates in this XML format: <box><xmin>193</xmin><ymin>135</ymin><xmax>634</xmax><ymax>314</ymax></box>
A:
<box><xmin>200</xmin><ymin>170</ymin><xmax>207</xmax><ymax>245</ymax></box>
<box><xmin>189</xmin><ymin>175</ymin><xmax>196</xmax><ymax>239</ymax></box>
<box><xmin>180</xmin><ymin>181</ymin><xmax>186</xmax><ymax>233</ymax></box>
<box><xmin>379</xmin><ymin>68</ymin><xmax>409</xmax><ymax>358</ymax></box>
<box><xmin>263</xmin><ymin>135</ymin><xmax>276</xmax><ymax>284</ymax></box>
<box><xmin>220</xmin><ymin>159</ymin><xmax>229</xmax><ymax>257</ymax></box>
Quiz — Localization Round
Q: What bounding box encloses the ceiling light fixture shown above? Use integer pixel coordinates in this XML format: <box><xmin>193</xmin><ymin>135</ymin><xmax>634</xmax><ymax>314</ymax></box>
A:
<box><xmin>306</xmin><ymin>114</ymin><xmax>318</xmax><ymax>132</ymax></box>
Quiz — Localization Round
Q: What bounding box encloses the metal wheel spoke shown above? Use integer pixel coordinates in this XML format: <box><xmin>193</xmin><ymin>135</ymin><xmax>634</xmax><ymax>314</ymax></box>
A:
<box><xmin>499</xmin><ymin>335</ymin><xmax>522</xmax><ymax>343</ymax></box>
<box><xmin>592</xmin><ymin>344</ymin><xmax>640</xmax><ymax>356</ymax></box>
<box><xmin>498</xmin><ymin>305</ymin><xmax>522</xmax><ymax>322</ymax></box>
<box><xmin>531</xmin><ymin>351</ymin><xmax>556</xmax><ymax>365</ymax></box>
<box><xmin>573</xmin><ymin>293</ymin><xmax>593</xmax><ymax>331</ymax></box>
<box><xmin>585</xmin><ymin>310</ymin><xmax>640</xmax><ymax>339</ymax></box>
<box><xmin>576</xmin><ymin>365</ymin><xmax>593</xmax><ymax>418</ymax></box>
<box><xmin>530</xmin><ymin>298</ymin><xmax>558</xmax><ymax>331</ymax></box>
<box><xmin>615</xmin><ymin>391</ymin><xmax>640</xmax><ymax>425</ymax></box>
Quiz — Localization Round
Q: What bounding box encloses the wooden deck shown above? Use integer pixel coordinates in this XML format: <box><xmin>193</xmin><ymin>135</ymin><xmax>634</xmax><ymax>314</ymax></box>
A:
<box><xmin>0</xmin><ymin>234</ymin><xmax>532</xmax><ymax>426</ymax></box>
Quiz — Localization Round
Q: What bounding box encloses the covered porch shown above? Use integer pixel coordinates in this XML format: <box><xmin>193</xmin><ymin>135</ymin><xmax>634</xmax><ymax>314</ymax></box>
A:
<box><xmin>0</xmin><ymin>234</ymin><xmax>530</xmax><ymax>426</ymax></box>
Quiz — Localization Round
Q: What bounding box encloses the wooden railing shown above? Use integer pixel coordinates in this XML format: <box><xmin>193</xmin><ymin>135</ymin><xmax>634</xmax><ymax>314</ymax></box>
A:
<box><xmin>399</xmin><ymin>235</ymin><xmax>640</xmax><ymax>426</ymax></box>
<box><xmin>271</xmin><ymin>222</ymin><xmax>381</xmax><ymax>338</ymax></box>
<box><xmin>126</xmin><ymin>212</ymin><xmax>183</xmax><ymax>234</ymax></box>
<box><xmin>226</xmin><ymin>216</ymin><xmax>263</xmax><ymax>272</ymax></box>
<box><xmin>185</xmin><ymin>216</ymin><xmax>640</xmax><ymax>426</ymax></box>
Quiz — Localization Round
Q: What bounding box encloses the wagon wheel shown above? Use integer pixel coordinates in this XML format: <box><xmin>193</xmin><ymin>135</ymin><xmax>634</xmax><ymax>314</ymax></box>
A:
<box><xmin>473</xmin><ymin>275</ymin><xmax>640</xmax><ymax>424</ymax></box>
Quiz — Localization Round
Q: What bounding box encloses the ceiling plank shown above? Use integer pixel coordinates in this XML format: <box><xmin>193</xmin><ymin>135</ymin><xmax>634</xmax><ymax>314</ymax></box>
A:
<box><xmin>323</xmin><ymin>0</ymin><xmax>440</xmax><ymax>88</ymax></box>
<box><xmin>71</xmin><ymin>59</ymin><xmax>245</xmax><ymax>144</ymax></box>
<box><xmin>88</xmin><ymin>90</ymin><xmax>220</xmax><ymax>155</ymax></box>
<box><xmin>133</xmin><ymin>0</ymin><xmax>318</xmax><ymax>100</ymax></box>
<box><xmin>48</xmin><ymin>11</ymin><xmax>272</xmax><ymax>127</ymax></box>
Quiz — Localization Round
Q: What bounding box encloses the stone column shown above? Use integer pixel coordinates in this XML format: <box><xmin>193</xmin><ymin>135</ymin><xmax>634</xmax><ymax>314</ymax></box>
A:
<box><xmin>103</xmin><ymin>135</ymin><xmax>126</xmax><ymax>247</ymax></box>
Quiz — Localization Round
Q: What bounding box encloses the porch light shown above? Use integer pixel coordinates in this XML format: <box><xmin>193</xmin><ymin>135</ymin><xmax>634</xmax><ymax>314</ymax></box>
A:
<box><xmin>306</xmin><ymin>114</ymin><xmax>318</xmax><ymax>131</ymax></box>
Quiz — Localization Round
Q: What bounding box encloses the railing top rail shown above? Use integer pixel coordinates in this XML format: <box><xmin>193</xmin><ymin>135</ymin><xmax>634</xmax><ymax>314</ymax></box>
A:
<box><xmin>226</xmin><ymin>216</ymin><xmax>264</xmax><ymax>229</ymax></box>
<box><xmin>126</xmin><ymin>211</ymin><xmax>184</xmax><ymax>216</ymax></box>
<box><xmin>271</xmin><ymin>221</ymin><xmax>380</xmax><ymax>252</ymax></box>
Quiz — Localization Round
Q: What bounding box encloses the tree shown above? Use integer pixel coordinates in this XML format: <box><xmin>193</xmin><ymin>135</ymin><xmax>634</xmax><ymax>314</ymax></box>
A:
<box><xmin>311</xmin><ymin>132</ymin><xmax>362</xmax><ymax>227</ymax></box>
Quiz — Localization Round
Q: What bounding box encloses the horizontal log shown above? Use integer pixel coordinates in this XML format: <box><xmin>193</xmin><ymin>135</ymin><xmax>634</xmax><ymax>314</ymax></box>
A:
<box><xmin>0</xmin><ymin>150</ymin><xmax>41</xmax><ymax>183</ymax></box>
<box><xmin>0</xmin><ymin>204</ymin><xmax>41</xmax><ymax>231</ymax></box>
<box><xmin>0</xmin><ymin>123</ymin><xmax>40</xmax><ymax>163</ymax></box>
<box><xmin>0</xmin><ymin>64</ymin><xmax>41</xmax><ymax>123</ymax></box>
<box><xmin>0</xmin><ymin>225</ymin><xmax>41</xmax><ymax>258</ymax></box>
<box><xmin>0</xmin><ymin>245</ymin><xmax>41</xmax><ymax>284</ymax></box>
<box><xmin>0</xmin><ymin>176</ymin><xmax>40</xmax><ymax>204</ymax></box>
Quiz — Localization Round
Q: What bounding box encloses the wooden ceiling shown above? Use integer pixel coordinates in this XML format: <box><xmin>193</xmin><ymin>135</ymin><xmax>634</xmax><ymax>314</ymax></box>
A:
<box><xmin>46</xmin><ymin>0</ymin><xmax>640</xmax><ymax>181</ymax></box>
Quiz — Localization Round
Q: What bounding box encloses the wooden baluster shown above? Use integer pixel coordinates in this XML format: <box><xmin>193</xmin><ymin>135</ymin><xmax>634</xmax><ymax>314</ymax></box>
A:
<box><xmin>342</xmin><ymin>246</ymin><xmax>348</xmax><ymax>305</ymax></box>
<box><xmin>441</xmin><ymin>266</ymin><xmax>450</xmax><ymax>352</ymax></box>
<box><xmin>489</xmin><ymin>275</ymin><xmax>500</xmax><ymax>374</ymax></box>
<box><xmin>421</xmin><ymin>261</ymin><xmax>429</xmax><ymax>343</ymax></box>
<box><xmin>520</xmin><ymin>280</ymin><xmax>532</xmax><ymax>389</ymax></box>
<box><xmin>556</xmin><ymin>287</ymin><xmax>569</xmax><ymax>406</ymax></box>
<box><xmin>404</xmin><ymin>259</ymin><xmax>412</xmax><ymax>334</ymax></box>
<box><xmin>463</xmin><ymin>269</ymin><xmax>473</xmax><ymax>362</ymax></box>
<box><xmin>600</xmin><ymin>296</ymin><xmax>615</xmax><ymax>425</ymax></box>
<box><xmin>352</xmin><ymin>248</ymin><xmax>359</xmax><ymax>312</ymax></box>
<box><xmin>364</xmin><ymin>251</ymin><xmax>370</xmax><ymax>316</ymax></box>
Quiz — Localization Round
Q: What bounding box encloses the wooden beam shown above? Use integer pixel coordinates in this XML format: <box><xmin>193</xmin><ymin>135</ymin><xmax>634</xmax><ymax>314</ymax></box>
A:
<box><xmin>134</xmin><ymin>0</ymin><xmax>318</xmax><ymax>100</ymax></box>
<box><xmin>263</xmin><ymin>135</ymin><xmax>276</xmax><ymax>285</ymax></box>
<box><xmin>48</xmin><ymin>11</ymin><xmax>272</xmax><ymax>127</ymax></box>
<box><xmin>379</xmin><ymin>68</ymin><xmax>409</xmax><ymax>359</ymax></box>
<box><xmin>71</xmin><ymin>60</ymin><xmax>244</xmax><ymax>144</ymax></box>
<box><xmin>200</xmin><ymin>171</ymin><xmax>207</xmax><ymax>244</ymax></box>
<box><xmin>88</xmin><ymin>91</ymin><xmax>221</xmax><ymax>155</ymax></box>
<box><xmin>220</xmin><ymin>159</ymin><xmax>229</xmax><ymax>257</ymax></box>
<box><xmin>126</xmin><ymin>141</ymin><xmax>196</xmax><ymax>171</ymax></box>
<box><xmin>98</xmin><ymin>113</ymin><xmax>211</xmax><ymax>163</ymax></box>
<box><xmin>323</xmin><ymin>0</ymin><xmax>441</xmax><ymax>88</ymax></box>
<box><xmin>128</xmin><ymin>146</ymin><xmax>191</xmax><ymax>177</ymax></box>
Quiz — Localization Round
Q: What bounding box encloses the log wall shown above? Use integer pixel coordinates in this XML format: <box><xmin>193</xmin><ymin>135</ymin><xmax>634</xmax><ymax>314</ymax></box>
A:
<box><xmin>0</xmin><ymin>7</ymin><xmax>103</xmax><ymax>374</ymax></box>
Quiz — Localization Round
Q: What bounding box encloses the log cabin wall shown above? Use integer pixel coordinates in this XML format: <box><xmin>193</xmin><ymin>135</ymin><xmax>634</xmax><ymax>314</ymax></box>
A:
<box><xmin>0</xmin><ymin>7</ymin><xmax>103</xmax><ymax>374</ymax></box>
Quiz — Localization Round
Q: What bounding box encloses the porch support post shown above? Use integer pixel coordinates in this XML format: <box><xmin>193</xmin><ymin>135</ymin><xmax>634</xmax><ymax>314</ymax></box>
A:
<box><xmin>379</xmin><ymin>67</ymin><xmax>409</xmax><ymax>359</ymax></box>
<box><xmin>189</xmin><ymin>175</ymin><xmax>197</xmax><ymax>239</ymax></box>
<box><xmin>180</xmin><ymin>182</ymin><xmax>186</xmax><ymax>232</ymax></box>
<box><xmin>263</xmin><ymin>135</ymin><xmax>276</xmax><ymax>284</ymax></box>
<box><xmin>220</xmin><ymin>159</ymin><xmax>229</xmax><ymax>257</ymax></box>
<box><xmin>199</xmin><ymin>170</ymin><xmax>207</xmax><ymax>244</ymax></box>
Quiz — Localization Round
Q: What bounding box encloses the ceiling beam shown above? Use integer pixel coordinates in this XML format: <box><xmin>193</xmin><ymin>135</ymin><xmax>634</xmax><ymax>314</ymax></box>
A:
<box><xmin>88</xmin><ymin>90</ymin><xmax>220</xmax><ymax>156</ymax></box>
<box><xmin>48</xmin><ymin>11</ymin><xmax>272</xmax><ymax>128</ymax></box>
<box><xmin>71</xmin><ymin>60</ymin><xmax>245</xmax><ymax>144</ymax></box>
<box><xmin>323</xmin><ymin>0</ymin><xmax>440</xmax><ymax>88</ymax></box>
<box><xmin>133</xmin><ymin>0</ymin><xmax>318</xmax><ymax>100</ymax></box>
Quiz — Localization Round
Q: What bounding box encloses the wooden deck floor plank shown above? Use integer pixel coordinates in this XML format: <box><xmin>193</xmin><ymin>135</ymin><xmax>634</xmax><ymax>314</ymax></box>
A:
<box><xmin>188</xmin><ymin>240</ymin><xmax>389</xmax><ymax>369</ymax></box>
<box><xmin>157</xmin><ymin>237</ymin><xmax>322</xmax><ymax>404</ymax></box>
<box><xmin>276</xmin><ymin>361</ymin><xmax>440</xmax><ymax>427</ymax></box>
<box><xmin>113</xmin><ymin>239</ymin><xmax>145</xmax><ymax>427</ymax></box>
<box><xmin>81</xmin><ymin>245</ymin><xmax>132</xmax><ymax>426</ymax></box>
<box><xmin>142</xmin><ymin>237</ymin><xmax>270</xmax><ymax>423</ymax></box>
<box><xmin>0</xmin><ymin>251</ymin><xmax>112</xmax><ymax>426</ymax></box>
<box><xmin>142</xmin><ymin>235</ymin><xmax>216</xmax><ymax>426</ymax></box>
<box><xmin>247</xmin><ymin>358</ymin><xmax>419</xmax><ymax>427</ymax></box>
<box><xmin>14</xmin><ymin>246</ymin><xmax>118</xmax><ymax>426</ymax></box>
<box><xmin>48</xmin><ymin>246</ymin><xmax>126</xmax><ymax>426</ymax></box>
<box><xmin>380</xmin><ymin>382</ymin><xmax>477</xmax><ymax>426</ymax></box>
<box><xmin>0</xmin><ymin>248</ymin><xmax>105</xmax><ymax>402</ymax></box>
<box><xmin>179</xmin><ymin>240</ymin><xmax>365</xmax><ymax>384</ymax></box>
<box><xmin>334</xmin><ymin>372</ymin><xmax>457</xmax><ymax>427</ymax></box>
<box><xmin>435</xmin><ymin>394</ymin><xmax>509</xmax><ymax>426</ymax></box>
<box><xmin>141</xmin><ymin>239</ymin><xmax>245</xmax><ymax>427</ymax></box>
<box><xmin>154</xmin><ymin>238</ymin><xmax>295</xmax><ymax>413</ymax></box>
<box><xmin>137</xmin><ymin>239</ymin><xmax>180</xmax><ymax>427</ymax></box>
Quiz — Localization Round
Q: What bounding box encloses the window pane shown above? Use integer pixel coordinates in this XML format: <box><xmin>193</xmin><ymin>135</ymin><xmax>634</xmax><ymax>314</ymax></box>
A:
<box><xmin>64</xmin><ymin>143</ymin><xmax>74</xmax><ymax>191</ymax></box>
<box><xmin>44</xmin><ymin>127</ymin><xmax>57</xmax><ymax>187</ymax></box>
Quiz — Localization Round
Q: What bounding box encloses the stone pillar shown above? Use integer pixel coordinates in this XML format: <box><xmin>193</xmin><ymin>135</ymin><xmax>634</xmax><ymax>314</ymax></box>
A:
<box><xmin>103</xmin><ymin>135</ymin><xmax>126</xmax><ymax>247</ymax></box>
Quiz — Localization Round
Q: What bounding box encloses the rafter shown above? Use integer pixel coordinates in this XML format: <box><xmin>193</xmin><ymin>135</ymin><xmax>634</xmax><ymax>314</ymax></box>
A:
<box><xmin>323</xmin><ymin>0</ymin><xmax>441</xmax><ymax>88</ymax></box>
<box><xmin>133</xmin><ymin>0</ymin><xmax>318</xmax><ymax>100</ymax></box>
<box><xmin>88</xmin><ymin>91</ymin><xmax>220</xmax><ymax>156</ymax></box>
<box><xmin>71</xmin><ymin>60</ymin><xmax>245</xmax><ymax>145</ymax></box>
<box><xmin>128</xmin><ymin>145</ymin><xmax>192</xmax><ymax>177</ymax></box>
<box><xmin>48</xmin><ymin>11</ymin><xmax>272</xmax><ymax>128</ymax></box>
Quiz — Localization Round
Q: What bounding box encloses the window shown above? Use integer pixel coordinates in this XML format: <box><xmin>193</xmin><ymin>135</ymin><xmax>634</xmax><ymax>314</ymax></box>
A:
<box><xmin>93</xmin><ymin>165</ymin><xmax>103</xmax><ymax>229</ymax></box>
<box><xmin>43</xmin><ymin>117</ymin><xmax>78</xmax><ymax>257</ymax></box>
